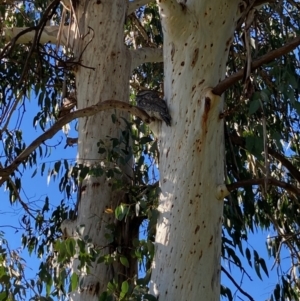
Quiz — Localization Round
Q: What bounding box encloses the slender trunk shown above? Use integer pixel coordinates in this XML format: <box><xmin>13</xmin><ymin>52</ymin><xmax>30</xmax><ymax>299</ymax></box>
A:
<box><xmin>69</xmin><ymin>0</ymin><xmax>136</xmax><ymax>299</ymax></box>
<box><xmin>150</xmin><ymin>1</ymin><xmax>240</xmax><ymax>300</ymax></box>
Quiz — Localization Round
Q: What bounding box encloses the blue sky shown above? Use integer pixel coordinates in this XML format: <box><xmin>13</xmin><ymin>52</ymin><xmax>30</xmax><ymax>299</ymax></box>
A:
<box><xmin>0</xmin><ymin>145</ymin><xmax>289</xmax><ymax>301</ymax></box>
<box><xmin>0</xmin><ymin>92</ymin><xmax>291</xmax><ymax>301</ymax></box>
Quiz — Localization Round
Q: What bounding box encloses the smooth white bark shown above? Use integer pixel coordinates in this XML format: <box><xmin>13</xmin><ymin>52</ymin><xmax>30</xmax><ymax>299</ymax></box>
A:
<box><xmin>69</xmin><ymin>1</ymin><xmax>134</xmax><ymax>300</ymax></box>
<box><xmin>130</xmin><ymin>47</ymin><xmax>163</xmax><ymax>71</ymax></box>
<box><xmin>149</xmin><ymin>1</ymin><xmax>241</xmax><ymax>300</ymax></box>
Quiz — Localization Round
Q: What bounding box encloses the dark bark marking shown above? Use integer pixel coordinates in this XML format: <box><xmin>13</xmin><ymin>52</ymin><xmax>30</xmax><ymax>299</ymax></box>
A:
<box><xmin>92</xmin><ymin>182</ymin><xmax>100</xmax><ymax>188</ymax></box>
<box><xmin>202</xmin><ymin>96</ymin><xmax>211</xmax><ymax>126</ymax></box>
<box><xmin>191</xmin><ymin>48</ymin><xmax>199</xmax><ymax>68</ymax></box>
<box><xmin>195</xmin><ymin>225</ymin><xmax>200</xmax><ymax>234</ymax></box>
<box><xmin>195</xmin><ymin>138</ymin><xmax>201</xmax><ymax>152</ymax></box>
<box><xmin>86</xmin><ymin>282</ymin><xmax>100</xmax><ymax>295</ymax></box>
<box><xmin>179</xmin><ymin>0</ymin><xmax>187</xmax><ymax>12</ymax></box>
<box><xmin>226</xmin><ymin>37</ymin><xmax>232</xmax><ymax>46</ymax></box>
<box><xmin>171</xmin><ymin>42</ymin><xmax>175</xmax><ymax>62</ymax></box>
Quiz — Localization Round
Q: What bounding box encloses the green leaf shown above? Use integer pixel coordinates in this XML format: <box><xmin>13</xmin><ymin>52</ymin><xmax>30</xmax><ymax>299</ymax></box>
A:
<box><xmin>220</xmin><ymin>286</ymin><xmax>233</xmax><ymax>301</ymax></box>
<box><xmin>254</xmin><ymin>261</ymin><xmax>262</xmax><ymax>280</ymax></box>
<box><xmin>120</xmin><ymin>280</ymin><xmax>129</xmax><ymax>298</ymax></box>
<box><xmin>99</xmin><ymin>292</ymin><xmax>108</xmax><ymax>301</ymax></box>
<box><xmin>107</xmin><ymin>169</ymin><xmax>114</xmax><ymax>178</ymax></box>
<box><xmin>273</xmin><ymin>284</ymin><xmax>280</xmax><ymax>301</ymax></box>
<box><xmin>80</xmin><ymin>166</ymin><xmax>90</xmax><ymax>180</ymax></box>
<box><xmin>259</xmin><ymin>89</ymin><xmax>270</xmax><ymax>103</ymax></box>
<box><xmin>98</xmin><ymin>147</ymin><xmax>106</xmax><ymax>154</ymax></box>
<box><xmin>245</xmin><ymin>248</ymin><xmax>252</xmax><ymax>267</ymax></box>
<box><xmin>64</xmin><ymin>159</ymin><xmax>69</xmax><ymax>170</ymax></box>
<box><xmin>41</xmin><ymin>162</ymin><xmax>46</xmax><ymax>176</ymax></box>
<box><xmin>140</xmin><ymin>136</ymin><xmax>153</xmax><ymax>144</ymax></box>
<box><xmin>227</xmin><ymin>247</ymin><xmax>241</xmax><ymax>267</ymax></box>
<box><xmin>143</xmin><ymin>294</ymin><xmax>158</xmax><ymax>301</ymax></box>
<box><xmin>0</xmin><ymin>291</ymin><xmax>8</xmax><ymax>301</ymax></box>
<box><xmin>46</xmin><ymin>277</ymin><xmax>53</xmax><ymax>296</ymax></box>
<box><xmin>71</xmin><ymin>273</ymin><xmax>79</xmax><ymax>291</ymax></box>
<box><xmin>115</xmin><ymin>204</ymin><xmax>128</xmax><ymax>221</ymax></box>
<box><xmin>259</xmin><ymin>258</ymin><xmax>269</xmax><ymax>277</ymax></box>
<box><xmin>120</xmin><ymin>256</ymin><xmax>129</xmax><ymax>268</ymax></box>
<box><xmin>97</xmin><ymin>256</ymin><xmax>105</xmax><ymax>264</ymax></box>
<box><xmin>66</xmin><ymin>238</ymin><xmax>76</xmax><ymax>256</ymax></box>
<box><xmin>54</xmin><ymin>161</ymin><xmax>61</xmax><ymax>173</ymax></box>
<box><xmin>249</xmin><ymin>97</ymin><xmax>260</xmax><ymax>115</ymax></box>
<box><xmin>31</xmin><ymin>168</ymin><xmax>37</xmax><ymax>178</ymax></box>
<box><xmin>245</xmin><ymin>136</ymin><xmax>255</xmax><ymax>153</ymax></box>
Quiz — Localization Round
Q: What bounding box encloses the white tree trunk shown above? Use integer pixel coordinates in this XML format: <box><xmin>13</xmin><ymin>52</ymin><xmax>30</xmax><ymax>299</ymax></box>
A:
<box><xmin>68</xmin><ymin>0</ymin><xmax>134</xmax><ymax>300</ymax></box>
<box><xmin>150</xmin><ymin>1</ymin><xmax>240</xmax><ymax>300</ymax></box>
<box><xmin>5</xmin><ymin>0</ymin><xmax>242</xmax><ymax>300</ymax></box>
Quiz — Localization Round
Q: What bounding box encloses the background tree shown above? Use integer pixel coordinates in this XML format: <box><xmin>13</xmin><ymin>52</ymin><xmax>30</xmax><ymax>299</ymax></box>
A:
<box><xmin>0</xmin><ymin>0</ymin><xmax>300</xmax><ymax>301</ymax></box>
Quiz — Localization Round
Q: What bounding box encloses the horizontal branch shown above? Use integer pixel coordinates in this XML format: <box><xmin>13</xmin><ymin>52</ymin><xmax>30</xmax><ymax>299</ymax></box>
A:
<box><xmin>4</xmin><ymin>26</ymin><xmax>68</xmax><ymax>46</ymax></box>
<box><xmin>0</xmin><ymin>100</ymin><xmax>151</xmax><ymax>185</ymax></box>
<box><xmin>213</xmin><ymin>35</ymin><xmax>300</xmax><ymax>95</ymax></box>
<box><xmin>128</xmin><ymin>0</ymin><xmax>154</xmax><ymax>14</ymax></box>
<box><xmin>226</xmin><ymin>178</ymin><xmax>300</xmax><ymax>196</ymax></box>
<box><xmin>4</xmin><ymin>27</ymin><xmax>164</xmax><ymax>70</ymax></box>
<box><xmin>130</xmin><ymin>47</ymin><xmax>163</xmax><ymax>71</ymax></box>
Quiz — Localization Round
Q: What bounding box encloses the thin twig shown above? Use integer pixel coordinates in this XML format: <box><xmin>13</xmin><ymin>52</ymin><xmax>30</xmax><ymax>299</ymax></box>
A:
<box><xmin>229</xmin><ymin>134</ymin><xmax>300</xmax><ymax>183</ymax></box>
<box><xmin>221</xmin><ymin>266</ymin><xmax>255</xmax><ymax>301</ymax></box>
<box><xmin>226</xmin><ymin>178</ymin><xmax>300</xmax><ymax>197</ymax></box>
<box><xmin>213</xmin><ymin>35</ymin><xmax>300</xmax><ymax>96</ymax></box>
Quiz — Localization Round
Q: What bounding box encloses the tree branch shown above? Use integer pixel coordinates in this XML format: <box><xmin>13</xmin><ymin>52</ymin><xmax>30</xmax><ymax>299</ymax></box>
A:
<box><xmin>226</xmin><ymin>178</ymin><xmax>300</xmax><ymax>196</ymax></box>
<box><xmin>130</xmin><ymin>47</ymin><xmax>163</xmax><ymax>71</ymax></box>
<box><xmin>128</xmin><ymin>0</ymin><xmax>154</xmax><ymax>15</ymax></box>
<box><xmin>0</xmin><ymin>100</ymin><xmax>151</xmax><ymax>185</ymax></box>
<box><xmin>4</xmin><ymin>27</ymin><xmax>164</xmax><ymax>70</ymax></box>
<box><xmin>212</xmin><ymin>35</ymin><xmax>300</xmax><ymax>96</ymax></box>
<box><xmin>4</xmin><ymin>26</ymin><xmax>68</xmax><ymax>46</ymax></box>
<box><xmin>221</xmin><ymin>266</ymin><xmax>255</xmax><ymax>301</ymax></box>
<box><xmin>229</xmin><ymin>134</ymin><xmax>300</xmax><ymax>183</ymax></box>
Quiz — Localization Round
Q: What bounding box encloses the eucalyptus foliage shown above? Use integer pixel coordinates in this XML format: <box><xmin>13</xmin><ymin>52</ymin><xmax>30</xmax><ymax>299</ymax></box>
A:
<box><xmin>0</xmin><ymin>0</ymin><xmax>300</xmax><ymax>300</ymax></box>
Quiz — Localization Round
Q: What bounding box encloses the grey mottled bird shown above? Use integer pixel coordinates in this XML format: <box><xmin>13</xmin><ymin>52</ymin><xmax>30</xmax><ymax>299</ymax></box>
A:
<box><xmin>136</xmin><ymin>90</ymin><xmax>171</xmax><ymax>126</ymax></box>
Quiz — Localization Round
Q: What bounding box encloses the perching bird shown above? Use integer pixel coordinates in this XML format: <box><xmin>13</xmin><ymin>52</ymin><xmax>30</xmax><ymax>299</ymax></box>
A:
<box><xmin>136</xmin><ymin>90</ymin><xmax>172</xmax><ymax>126</ymax></box>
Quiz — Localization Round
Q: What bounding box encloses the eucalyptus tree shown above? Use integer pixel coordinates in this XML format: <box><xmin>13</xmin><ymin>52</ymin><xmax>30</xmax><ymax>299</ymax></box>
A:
<box><xmin>1</xmin><ymin>0</ymin><xmax>300</xmax><ymax>301</ymax></box>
